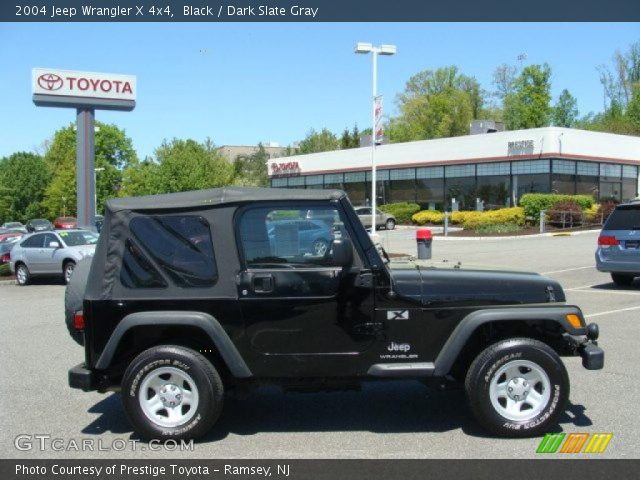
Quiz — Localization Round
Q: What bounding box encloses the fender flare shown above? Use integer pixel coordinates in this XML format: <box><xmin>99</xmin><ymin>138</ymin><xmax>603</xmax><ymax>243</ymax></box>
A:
<box><xmin>432</xmin><ymin>305</ymin><xmax>587</xmax><ymax>376</ymax></box>
<box><xmin>95</xmin><ymin>311</ymin><xmax>252</xmax><ymax>378</ymax></box>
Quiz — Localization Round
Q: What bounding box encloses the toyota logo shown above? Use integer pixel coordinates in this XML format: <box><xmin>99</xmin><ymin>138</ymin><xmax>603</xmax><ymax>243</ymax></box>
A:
<box><xmin>37</xmin><ymin>73</ymin><xmax>63</xmax><ymax>91</ymax></box>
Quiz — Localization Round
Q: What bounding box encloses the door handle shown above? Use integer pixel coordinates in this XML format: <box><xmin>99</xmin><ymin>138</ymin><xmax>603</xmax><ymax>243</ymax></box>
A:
<box><xmin>251</xmin><ymin>273</ymin><xmax>274</xmax><ymax>293</ymax></box>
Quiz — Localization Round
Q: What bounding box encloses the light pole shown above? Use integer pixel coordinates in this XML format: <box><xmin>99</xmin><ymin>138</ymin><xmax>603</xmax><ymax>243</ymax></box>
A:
<box><xmin>355</xmin><ymin>42</ymin><xmax>396</xmax><ymax>234</ymax></box>
<box><xmin>94</xmin><ymin>167</ymin><xmax>105</xmax><ymax>216</ymax></box>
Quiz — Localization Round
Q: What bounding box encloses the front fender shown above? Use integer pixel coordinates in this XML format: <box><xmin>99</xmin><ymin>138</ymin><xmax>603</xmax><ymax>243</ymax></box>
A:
<box><xmin>433</xmin><ymin>305</ymin><xmax>587</xmax><ymax>376</ymax></box>
<box><xmin>94</xmin><ymin>311</ymin><xmax>252</xmax><ymax>378</ymax></box>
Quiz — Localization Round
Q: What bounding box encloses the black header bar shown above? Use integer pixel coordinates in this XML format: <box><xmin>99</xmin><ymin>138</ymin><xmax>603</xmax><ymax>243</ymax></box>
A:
<box><xmin>2</xmin><ymin>0</ymin><xmax>640</xmax><ymax>22</ymax></box>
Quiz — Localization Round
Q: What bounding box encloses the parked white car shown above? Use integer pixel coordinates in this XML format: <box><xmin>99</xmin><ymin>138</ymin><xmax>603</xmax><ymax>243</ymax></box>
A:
<box><xmin>9</xmin><ymin>229</ymin><xmax>98</xmax><ymax>285</ymax></box>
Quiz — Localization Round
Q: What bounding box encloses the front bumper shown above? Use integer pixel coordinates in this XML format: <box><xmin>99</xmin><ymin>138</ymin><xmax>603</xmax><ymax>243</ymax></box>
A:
<box><xmin>68</xmin><ymin>363</ymin><xmax>98</xmax><ymax>391</ymax></box>
<box><xmin>579</xmin><ymin>342</ymin><xmax>604</xmax><ymax>370</ymax></box>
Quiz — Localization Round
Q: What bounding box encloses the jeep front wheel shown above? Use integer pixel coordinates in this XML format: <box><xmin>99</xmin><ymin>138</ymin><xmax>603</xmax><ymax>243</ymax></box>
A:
<box><xmin>465</xmin><ymin>338</ymin><xmax>569</xmax><ymax>437</ymax></box>
<box><xmin>121</xmin><ymin>345</ymin><xmax>224</xmax><ymax>440</ymax></box>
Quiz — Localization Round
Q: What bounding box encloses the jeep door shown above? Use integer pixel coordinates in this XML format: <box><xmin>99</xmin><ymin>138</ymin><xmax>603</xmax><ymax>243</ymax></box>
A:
<box><xmin>236</xmin><ymin>204</ymin><xmax>377</xmax><ymax>376</ymax></box>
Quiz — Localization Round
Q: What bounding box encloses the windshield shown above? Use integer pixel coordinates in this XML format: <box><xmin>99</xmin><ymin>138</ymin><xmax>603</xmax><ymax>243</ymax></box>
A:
<box><xmin>58</xmin><ymin>230</ymin><xmax>98</xmax><ymax>246</ymax></box>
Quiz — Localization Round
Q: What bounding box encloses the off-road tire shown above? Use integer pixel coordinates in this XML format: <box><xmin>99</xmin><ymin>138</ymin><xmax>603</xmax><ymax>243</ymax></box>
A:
<box><xmin>121</xmin><ymin>345</ymin><xmax>224</xmax><ymax>441</ymax></box>
<box><xmin>611</xmin><ymin>273</ymin><xmax>634</xmax><ymax>286</ymax></box>
<box><xmin>465</xmin><ymin>337</ymin><xmax>569</xmax><ymax>438</ymax></box>
<box><xmin>64</xmin><ymin>257</ymin><xmax>92</xmax><ymax>346</ymax></box>
<box><xmin>15</xmin><ymin>263</ymin><xmax>30</xmax><ymax>286</ymax></box>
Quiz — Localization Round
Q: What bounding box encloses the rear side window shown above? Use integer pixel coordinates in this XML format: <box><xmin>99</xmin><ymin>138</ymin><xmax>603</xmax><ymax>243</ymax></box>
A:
<box><xmin>21</xmin><ymin>235</ymin><xmax>44</xmax><ymax>248</ymax></box>
<box><xmin>604</xmin><ymin>205</ymin><xmax>640</xmax><ymax>230</ymax></box>
<box><xmin>129</xmin><ymin>215</ymin><xmax>217</xmax><ymax>288</ymax></box>
<box><xmin>121</xmin><ymin>239</ymin><xmax>168</xmax><ymax>289</ymax></box>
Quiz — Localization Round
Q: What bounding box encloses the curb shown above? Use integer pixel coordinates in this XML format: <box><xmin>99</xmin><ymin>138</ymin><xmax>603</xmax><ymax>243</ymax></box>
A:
<box><xmin>432</xmin><ymin>229</ymin><xmax>601</xmax><ymax>241</ymax></box>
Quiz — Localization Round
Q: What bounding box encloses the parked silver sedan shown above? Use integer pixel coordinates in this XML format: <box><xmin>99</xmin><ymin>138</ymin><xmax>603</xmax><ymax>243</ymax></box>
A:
<box><xmin>9</xmin><ymin>229</ymin><xmax>98</xmax><ymax>285</ymax></box>
<box><xmin>354</xmin><ymin>206</ymin><xmax>396</xmax><ymax>230</ymax></box>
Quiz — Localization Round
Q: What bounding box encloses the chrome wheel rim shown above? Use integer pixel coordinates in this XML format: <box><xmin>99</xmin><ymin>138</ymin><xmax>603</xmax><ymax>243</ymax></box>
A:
<box><xmin>16</xmin><ymin>266</ymin><xmax>27</xmax><ymax>284</ymax></box>
<box><xmin>64</xmin><ymin>264</ymin><xmax>74</xmax><ymax>283</ymax></box>
<box><xmin>489</xmin><ymin>359</ymin><xmax>551</xmax><ymax>422</ymax></box>
<box><xmin>386</xmin><ymin>220</ymin><xmax>395</xmax><ymax>229</ymax></box>
<box><xmin>313</xmin><ymin>240</ymin><xmax>328</xmax><ymax>256</ymax></box>
<box><xmin>139</xmin><ymin>366</ymin><xmax>199</xmax><ymax>428</ymax></box>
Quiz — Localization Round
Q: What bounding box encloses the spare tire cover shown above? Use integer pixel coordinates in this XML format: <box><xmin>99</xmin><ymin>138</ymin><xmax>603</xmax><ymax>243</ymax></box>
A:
<box><xmin>64</xmin><ymin>257</ymin><xmax>93</xmax><ymax>346</ymax></box>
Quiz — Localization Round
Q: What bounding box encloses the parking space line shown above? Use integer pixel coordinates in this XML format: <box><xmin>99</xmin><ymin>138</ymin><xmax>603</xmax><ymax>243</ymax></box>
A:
<box><xmin>541</xmin><ymin>266</ymin><xmax>594</xmax><ymax>275</ymax></box>
<box><xmin>585</xmin><ymin>305</ymin><xmax>640</xmax><ymax>318</ymax></box>
<box><xmin>566</xmin><ymin>287</ymin><xmax>640</xmax><ymax>296</ymax></box>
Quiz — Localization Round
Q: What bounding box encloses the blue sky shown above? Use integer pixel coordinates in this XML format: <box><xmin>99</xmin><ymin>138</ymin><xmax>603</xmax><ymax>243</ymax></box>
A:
<box><xmin>0</xmin><ymin>22</ymin><xmax>638</xmax><ymax>159</ymax></box>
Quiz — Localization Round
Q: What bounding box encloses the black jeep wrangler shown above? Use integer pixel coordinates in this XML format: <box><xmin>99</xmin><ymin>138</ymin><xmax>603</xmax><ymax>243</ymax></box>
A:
<box><xmin>67</xmin><ymin>187</ymin><xmax>603</xmax><ymax>440</ymax></box>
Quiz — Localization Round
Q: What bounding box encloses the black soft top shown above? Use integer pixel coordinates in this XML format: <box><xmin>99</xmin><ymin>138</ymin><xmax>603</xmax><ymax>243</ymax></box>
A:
<box><xmin>87</xmin><ymin>187</ymin><xmax>348</xmax><ymax>301</ymax></box>
<box><xmin>105</xmin><ymin>187</ymin><xmax>346</xmax><ymax>213</ymax></box>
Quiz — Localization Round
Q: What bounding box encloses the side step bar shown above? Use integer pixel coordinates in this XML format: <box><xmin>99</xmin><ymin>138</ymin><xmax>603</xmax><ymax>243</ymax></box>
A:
<box><xmin>368</xmin><ymin>362</ymin><xmax>435</xmax><ymax>378</ymax></box>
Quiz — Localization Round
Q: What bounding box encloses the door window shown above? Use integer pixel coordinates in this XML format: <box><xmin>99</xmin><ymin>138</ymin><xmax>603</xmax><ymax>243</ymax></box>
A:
<box><xmin>21</xmin><ymin>235</ymin><xmax>44</xmax><ymax>248</ymax></box>
<box><xmin>43</xmin><ymin>233</ymin><xmax>58</xmax><ymax>248</ymax></box>
<box><xmin>239</xmin><ymin>206</ymin><xmax>350</xmax><ymax>268</ymax></box>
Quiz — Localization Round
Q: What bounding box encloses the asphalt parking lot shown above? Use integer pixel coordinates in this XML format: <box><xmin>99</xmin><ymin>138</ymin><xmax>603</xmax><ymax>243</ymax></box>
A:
<box><xmin>1</xmin><ymin>230</ymin><xmax>638</xmax><ymax>459</ymax></box>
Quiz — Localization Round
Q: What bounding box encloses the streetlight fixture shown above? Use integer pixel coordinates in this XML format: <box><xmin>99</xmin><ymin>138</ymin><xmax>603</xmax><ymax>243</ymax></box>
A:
<box><xmin>354</xmin><ymin>42</ymin><xmax>396</xmax><ymax>234</ymax></box>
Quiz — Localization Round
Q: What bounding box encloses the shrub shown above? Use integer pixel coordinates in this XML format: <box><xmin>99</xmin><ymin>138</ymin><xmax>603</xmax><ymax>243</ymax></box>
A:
<box><xmin>450</xmin><ymin>210</ymin><xmax>482</xmax><ymax>225</ymax></box>
<box><xmin>412</xmin><ymin>210</ymin><xmax>444</xmax><ymax>225</ymax></box>
<box><xmin>583</xmin><ymin>204</ymin><xmax>600</xmax><ymax>223</ymax></box>
<box><xmin>520</xmin><ymin>194</ymin><xmax>594</xmax><ymax>220</ymax></box>
<box><xmin>379</xmin><ymin>202</ymin><xmax>420</xmax><ymax>224</ymax></box>
<box><xmin>546</xmin><ymin>200</ymin><xmax>583</xmax><ymax>226</ymax></box>
<box><xmin>476</xmin><ymin>223</ymin><xmax>523</xmax><ymax>235</ymax></box>
<box><xmin>462</xmin><ymin>207</ymin><xmax>525</xmax><ymax>229</ymax></box>
<box><xmin>598</xmin><ymin>200</ymin><xmax>618</xmax><ymax>223</ymax></box>
<box><xmin>0</xmin><ymin>263</ymin><xmax>10</xmax><ymax>277</ymax></box>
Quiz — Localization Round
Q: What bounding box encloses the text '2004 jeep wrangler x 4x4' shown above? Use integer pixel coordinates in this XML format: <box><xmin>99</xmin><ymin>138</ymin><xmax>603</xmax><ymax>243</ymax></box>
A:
<box><xmin>66</xmin><ymin>187</ymin><xmax>603</xmax><ymax>440</ymax></box>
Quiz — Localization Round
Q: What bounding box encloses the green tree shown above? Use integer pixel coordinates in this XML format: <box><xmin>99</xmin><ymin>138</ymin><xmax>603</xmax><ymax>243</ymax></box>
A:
<box><xmin>42</xmin><ymin>156</ymin><xmax>76</xmax><ymax>218</ymax></box>
<box><xmin>232</xmin><ymin>144</ymin><xmax>270</xmax><ymax>187</ymax></box>
<box><xmin>123</xmin><ymin>138</ymin><xmax>233</xmax><ymax>196</ymax></box>
<box><xmin>552</xmin><ymin>89</ymin><xmax>579</xmax><ymax>127</ymax></box>
<box><xmin>626</xmin><ymin>85</ymin><xmax>640</xmax><ymax>131</ymax></box>
<box><xmin>389</xmin><ymin>66</ymin><xmax>480</xmax><ymax>142</ymax></box>
<box><xmin>42</xmin><ymin>122</ymin><xmax>138</xmax><ymax>217</ymax></box>
<box><xmin>0</xmin><ymin>152</ymin><xmax>51</xmax><ymax>223</ymax></box>
<box><xmin>503</xmin><ymin>64</ymin><xmax>553</xmax><ymax>129</ymax></box>
<box><xmin>120</xmin><ymin>157</ymin><xmax>161</xmax><ymax>197</ymax></box>
<box><xmin>492</xmin><ymin>63</ymin><xmax>518</xmax><ymax>100</ymax></box>
<box><xmin>340</xmin><ymin>127</ymin><xmax>352</xmax><ymax>149</ymax></box>
<box><xmin>297</xmin><ymin>128</ymin><xmax>340</xmax><ymax>154</ymax></box>
<box><xmin>598</xmin><ymin>40</ymin><xmax>640</xmax><ymax>109</ymax></box>
<box><xmin>351</xmin><ymin>124</ymin><xmax>360</xmax><ymax>148</ymax></box>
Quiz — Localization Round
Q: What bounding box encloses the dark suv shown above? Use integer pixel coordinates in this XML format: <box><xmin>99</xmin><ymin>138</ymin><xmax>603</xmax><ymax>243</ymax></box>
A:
<box><xmin>67</xmin><ymin>187</ymin><xmax>603</xmax><ymax>440</ymax></box>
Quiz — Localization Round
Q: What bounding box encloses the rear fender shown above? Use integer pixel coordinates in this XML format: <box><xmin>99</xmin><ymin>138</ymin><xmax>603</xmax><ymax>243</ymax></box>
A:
<box><xmin>94</xmin><ymin>311</ymin><xmax>252</xmax><ymax>378</ymax></box>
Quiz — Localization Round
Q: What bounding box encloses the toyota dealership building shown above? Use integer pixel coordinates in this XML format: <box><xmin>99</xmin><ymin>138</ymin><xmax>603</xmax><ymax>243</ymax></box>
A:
<box><xmin>268</xmin><ymin>127</ymin><xmax>640</xmax><ymax>210</ymax></box>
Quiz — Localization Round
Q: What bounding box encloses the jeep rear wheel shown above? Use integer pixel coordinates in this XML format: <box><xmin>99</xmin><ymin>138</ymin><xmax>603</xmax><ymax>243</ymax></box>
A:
<box><xmin>465</xmin><ymin>338</ymin><xmax>569</xmax><ymax>437</ymax></box>
<box><xmin>121</xmin><ymin>345</ymin><xmax>223</xmax><ymax>440</ymax></box>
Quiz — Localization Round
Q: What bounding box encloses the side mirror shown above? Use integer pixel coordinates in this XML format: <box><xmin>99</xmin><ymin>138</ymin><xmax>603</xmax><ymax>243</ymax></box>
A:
<box><xmin>49</xmin><ymin>241</ymin><xmax>60</xmax><ymax>248</ymax></box>
<box><xmin>331</xmin><ymin>238</ymin><xmax>353</xmax><ymax>267</ymax></box>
